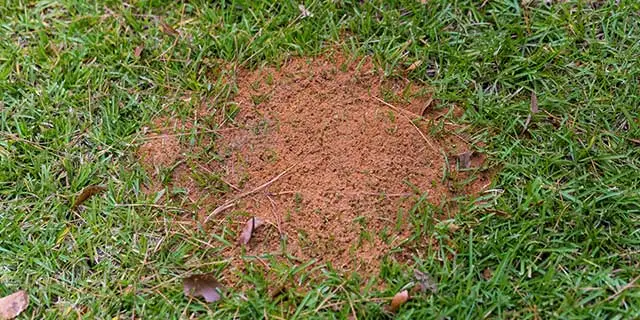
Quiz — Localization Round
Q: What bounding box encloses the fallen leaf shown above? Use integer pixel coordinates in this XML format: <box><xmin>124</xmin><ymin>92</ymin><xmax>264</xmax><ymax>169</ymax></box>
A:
<box><xmin>269</xmin><ymin>283</ymin><xmax>287</xmax><ymax>299</ymax></box>
<box><xmin>389</xmin><ymin>290</ymin><xmax>409</xmax><ymax>312</ymax></box>
<box><xmin>134</xmin><ymin>45</ymin><xmax>144</xmax><ymax>58</ymax></box>
<box><xmin>0</xmin><ymin>290</ymin><xmax>28</xmax><ymax>320</ymax></box>
<box><xmin>71</xmin><ymin>185</ymin><xmax>106</xmax><ymax>210</ymax></box>
<box><xmin>183</xmin><ymin>274</ymin><xmax>223</xmax><ymax>303</ymax></box>
<box><xmin>406</xmin><ymin>59</ymin><xmax>422</xmax><ymax>72</ymax></box>
<box><xmin>482</xmin><ymin>268</ymin><xmax>493</xmax><ymax>280</ymax></box>
<box><xmin>160</xmin><ymin>22</ymin><xmax>179</xmax><ymax>36</ymax></box>
<box><xmin>238</xmin><ymin>217</ymin><xmax>264</xmax><ymax>245</ymax></box>
<box><xmin>298</xmin><ymin>4</ymin><xmax>313</xmax><ymax>18</ymax></box>
<box><xmin>458</xmin><ymin>151</ymin><xmax>473</xmax><ymax>169</ymax></box>
<box><xmin>414</xmin><ymin>269</ymin><xmax>438</xmax><ymax>293</ymax></box>
<box><xmin>419</xmin><ymin>96</ymin><xmax>434</xmax><ymax>117</ymax></box>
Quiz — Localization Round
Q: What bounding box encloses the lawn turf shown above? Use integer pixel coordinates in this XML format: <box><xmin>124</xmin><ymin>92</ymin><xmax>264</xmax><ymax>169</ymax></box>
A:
<box><xmin>1</xmin><ymin>0</ymin><xmax>639</xmax><ymax>318</ymax></box>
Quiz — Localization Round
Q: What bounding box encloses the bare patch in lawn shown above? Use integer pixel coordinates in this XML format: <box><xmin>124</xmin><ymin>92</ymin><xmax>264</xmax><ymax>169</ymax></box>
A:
<box><xmin>138</xmin><ymin>53</ymin><xmax>492</xmax><ymax>278</ymax></box>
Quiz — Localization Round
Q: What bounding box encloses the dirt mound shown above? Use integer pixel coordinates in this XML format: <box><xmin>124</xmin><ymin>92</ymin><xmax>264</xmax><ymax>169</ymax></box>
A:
<box><xmin>138</xmin><ymin>53</ymin><xmax>490</xmax><ymax>276</ymax></box>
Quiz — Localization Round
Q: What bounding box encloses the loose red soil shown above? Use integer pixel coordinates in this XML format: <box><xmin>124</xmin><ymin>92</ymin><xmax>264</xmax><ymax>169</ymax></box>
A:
<box><xmin>138</xmin><ymin>53</ymin><xmax>491</xmax><ymax>278</ymax></box>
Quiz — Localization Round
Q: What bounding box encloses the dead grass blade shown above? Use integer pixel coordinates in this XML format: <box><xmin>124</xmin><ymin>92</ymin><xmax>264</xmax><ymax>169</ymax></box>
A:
<box><xmin>522</xmin><ymin>90</ymin><xmax>539</xmax><ymax>134</ymax></box>
<box><xmin>530</xmin><ymin>91</ymin><xmax>539</xmax><ymax>114</ymax></box>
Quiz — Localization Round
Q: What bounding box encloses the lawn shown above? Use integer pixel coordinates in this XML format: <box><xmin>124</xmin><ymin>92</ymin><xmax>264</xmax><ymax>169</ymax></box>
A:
<box><xmin>1</xmin><ymin>0</ymin><xmax>640</xmax><ymax>318</ymax></box>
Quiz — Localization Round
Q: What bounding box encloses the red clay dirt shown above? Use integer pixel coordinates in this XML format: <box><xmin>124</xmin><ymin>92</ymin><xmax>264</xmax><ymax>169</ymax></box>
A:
<box><xmin>138</xmin><ymin>53</ymin><xmax>491</xmax><ymax>278</ymax></box>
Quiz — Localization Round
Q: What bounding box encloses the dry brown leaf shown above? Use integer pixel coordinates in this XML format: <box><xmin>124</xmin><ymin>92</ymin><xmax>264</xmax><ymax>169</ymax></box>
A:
<box><xmin>160</xmin><ymin>22</ymin><xmax>179</xmax><ymax>36</ymax></box>
<box><xmin>389</xmin><ymin>290</ymin><xmax>409</xmax><ymax>312</ymax></box>
<box><xmin>0</xmin><ymin>290</ymin><xmax>28</xmax><ymax>320</ymax></box>
<box><xmin>458</xmin><ymin>151</ymin><xmax>472</xmax><ymax>169</ymax></box>
<box><xmin>407</xmin><ymin>59</ymin><xmax>422</xmax><ymax>72</ymax></box>
<box><xmin>238</xmin><ymin>217</ymin><xmax>264</xmax><ymax>245</ymax></box>
<box><xmin>134</xmin><ymin>45</ymin><xmax>144</xmax><ymax>58</ymax></box>
<box><xmin>183</xmin><ymin>274</ymin><xmax>223</xmax><ymax>303</ymax></box>
<box><xmin>71</xmin><ymin>185</ymin><xmax>106</xmax><ymax>210</ymax></box>
<box><xmin>269</xmin><ymin>283</ymin><xmax>287</xmax><ymax>299</ymax></box>
<box><xmin>419</xmin><ymin>96</ymin><xmax>434</xmax><ymax>117</ymax></box>
<box><xmin>414</xmin><ymin>269</ymin><xmax>438</xmax><ymax>293</ymax></box>
<box><xmin>482</xmin><ymin>268</ymin><xmax>493</xmax><ymax>280</ymax></box>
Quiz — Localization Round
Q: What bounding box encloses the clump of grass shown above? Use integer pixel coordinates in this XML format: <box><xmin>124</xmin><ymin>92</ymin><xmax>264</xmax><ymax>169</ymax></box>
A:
<box><xmin>251</xmin><ymin>93</ymin><xmax>270</xmax><ymax>106</ymax></box>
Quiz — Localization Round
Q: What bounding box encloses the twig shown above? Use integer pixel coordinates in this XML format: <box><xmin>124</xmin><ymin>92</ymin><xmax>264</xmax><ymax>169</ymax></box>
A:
<box><xmin>374</xmin><ymin>96</ymin><xmax>422</xmax><ymax>118</ymax></box>
<box><xmin>374</xmin><ymin>97</ymin><xmax>438</xmax><ymax>152</ymax></box>
<box><xmin>204</xmin><ymin>164</ymin><xmax>298</xmax><ymax>223</ymax></box>
<box><xmin>627</xmin><ymin>137</ymin><xmax>640</xmax><ymax>145</ymax></box>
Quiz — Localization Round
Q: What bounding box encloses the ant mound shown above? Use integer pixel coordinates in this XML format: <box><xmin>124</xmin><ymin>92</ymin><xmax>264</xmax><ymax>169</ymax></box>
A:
<box><xmin>139</xmin><ymin>54</ymin><xmax>490</xmax><ymax>277</ymax></box>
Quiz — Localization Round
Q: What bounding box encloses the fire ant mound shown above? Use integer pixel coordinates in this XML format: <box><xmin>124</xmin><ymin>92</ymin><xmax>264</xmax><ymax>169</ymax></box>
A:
<box><xmin>139</xmin><ymin>54</ymin><xmax>491</xmax><ymax>277</ymax></box>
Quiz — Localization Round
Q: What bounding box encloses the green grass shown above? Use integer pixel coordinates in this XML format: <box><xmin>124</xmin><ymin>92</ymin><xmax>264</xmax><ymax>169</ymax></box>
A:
<box><xmin>1</xmin><ymin>0</ymin><xmax>640</xmax><ymax>318</ymax></box>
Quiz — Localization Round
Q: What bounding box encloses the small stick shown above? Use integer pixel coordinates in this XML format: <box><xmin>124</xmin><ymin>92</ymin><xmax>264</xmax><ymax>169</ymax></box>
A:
<box><xmin>374</xmin><ymin>97</ymin><xmax>438</xmax><ymax>152</ymax></box>
<box><xmin>374</xmin><ymin>96</ymin><xmax>422</xmax><ymax>118</ymax></box>
<box><xmin>204</xmin><ymin>164</ymin><xmax>298</xmax><ymax>223</ymax></box>
<box><xmin>627</xmin><ymin>137</ymin><xmax>640</xmax><ymax>145</ymax></box>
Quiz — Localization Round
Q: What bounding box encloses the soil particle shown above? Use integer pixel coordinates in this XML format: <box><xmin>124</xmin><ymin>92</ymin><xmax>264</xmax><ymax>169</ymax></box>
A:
<box><xmin>138</xmin><ymin>53</ymin><xmax>491</xmax><ymax>277</ymax></box>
